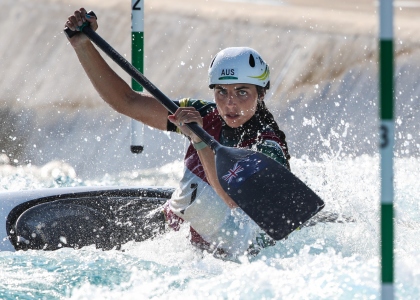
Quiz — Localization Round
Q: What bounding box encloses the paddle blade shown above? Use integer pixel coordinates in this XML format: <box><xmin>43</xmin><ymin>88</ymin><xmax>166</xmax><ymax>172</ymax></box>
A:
<box><xmin>215</xmin><ymin>146</ymin><xmax>324</xmax><ymax>240</ymax></box>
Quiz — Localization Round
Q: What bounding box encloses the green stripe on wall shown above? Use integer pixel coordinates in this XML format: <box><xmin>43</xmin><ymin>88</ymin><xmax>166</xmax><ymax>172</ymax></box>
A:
<box><xmin>132</xmin><ymin>31</ymin><xmax>144</xmax><ymax>92</ymax></box>
<box><xmin>381</xmin><ymin>203</ymin><xmax>394</xmax><ymax>283</ymax></box>
<box><xmin>380</xmin><ymin>39</ymin><xmax>394</xmax><ymax>120</ymax></box>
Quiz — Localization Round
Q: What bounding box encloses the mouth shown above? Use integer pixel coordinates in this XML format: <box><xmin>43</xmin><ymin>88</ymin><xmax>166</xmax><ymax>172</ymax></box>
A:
<box><xmin>224</xmin><ymin>113</ymin><xmax>240</xmax><ymax>121</ymax></box>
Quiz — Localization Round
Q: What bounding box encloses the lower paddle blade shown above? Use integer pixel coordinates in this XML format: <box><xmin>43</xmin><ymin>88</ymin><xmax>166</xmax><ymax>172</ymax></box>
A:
<box><xmin>215</xmin><ymin>146</ymin><xmax>325</xmax><ymax>240</ymax></box>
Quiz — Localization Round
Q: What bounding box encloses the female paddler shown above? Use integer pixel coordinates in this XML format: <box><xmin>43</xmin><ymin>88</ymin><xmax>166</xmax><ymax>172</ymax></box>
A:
<box><xmin>65</xmin><ymin>9</ymin><xmax>291</xmax><ymax>258</ymax></box>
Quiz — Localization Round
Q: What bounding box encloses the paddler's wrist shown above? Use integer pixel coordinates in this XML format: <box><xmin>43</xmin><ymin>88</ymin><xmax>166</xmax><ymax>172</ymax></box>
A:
<box><xmin>191</xmin><ymin>137</ymin><xmax>201</xmax><ymax>144</ymax></box>
<box><xmin>71</xmin><ymin>37</ymin><xmax>95</xmax><ymax>51</ymax></box>
<box><xmin>192</xmin><ymin>139</ymin><xmax>208</xmax><ymax>150</ymax></box>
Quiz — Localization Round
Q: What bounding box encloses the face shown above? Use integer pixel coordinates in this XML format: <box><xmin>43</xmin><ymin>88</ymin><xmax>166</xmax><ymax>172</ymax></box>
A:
<box><xmin>213</xmin><ymin>83</ymin><xmax>260</xmax><ymax>128</ymax></box>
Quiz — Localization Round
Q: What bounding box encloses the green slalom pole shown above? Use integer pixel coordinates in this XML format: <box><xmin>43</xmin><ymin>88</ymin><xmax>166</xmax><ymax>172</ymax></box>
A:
<box><xmin>379</xmin><ymin>0</ymin><xmax>394</xmax><ymax>299</ymax></box>
<box><xmin>130</xmin><ymin>0</ymin><xmax>145</xmax><ymax>154</ymax></box>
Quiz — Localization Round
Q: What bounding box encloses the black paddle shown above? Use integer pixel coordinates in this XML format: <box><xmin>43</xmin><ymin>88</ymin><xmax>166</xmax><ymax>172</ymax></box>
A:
<box><xmin>64</xmin><ymin>12</ymin><xmax>325</xmax><ymax>240</ymax></box>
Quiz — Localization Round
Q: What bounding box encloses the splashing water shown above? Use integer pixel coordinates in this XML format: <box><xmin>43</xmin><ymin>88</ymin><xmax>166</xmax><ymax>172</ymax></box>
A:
<box><xmin>0</xmin><ymin>156</ymin><xmax>419</xmax><ymax>299</ymax></box>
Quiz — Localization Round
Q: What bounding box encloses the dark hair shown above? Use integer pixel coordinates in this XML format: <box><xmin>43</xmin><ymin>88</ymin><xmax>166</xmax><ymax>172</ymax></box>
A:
<box><xmin>256</xmin><ymin>86</ymin><xmax>291</xmax><ymax>161</ymax></box>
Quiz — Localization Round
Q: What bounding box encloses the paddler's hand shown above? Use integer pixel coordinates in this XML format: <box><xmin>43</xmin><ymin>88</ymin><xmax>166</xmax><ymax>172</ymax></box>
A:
<box><xmin>168</xmin><ymin>107</ymin><xmax>204</xmax><ymax>143</ymax></box>
<box><xmin>64</xmin><ymin>8</ymin><xmax>98</xmax><ymax>47</ymax></box>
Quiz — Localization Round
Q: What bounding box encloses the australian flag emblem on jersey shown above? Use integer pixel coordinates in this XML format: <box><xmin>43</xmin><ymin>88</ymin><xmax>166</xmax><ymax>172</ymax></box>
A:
<box><xmin>222</xmin><ymin>153</ymin><xmax>268</xmax><ymax>188</ymax></box>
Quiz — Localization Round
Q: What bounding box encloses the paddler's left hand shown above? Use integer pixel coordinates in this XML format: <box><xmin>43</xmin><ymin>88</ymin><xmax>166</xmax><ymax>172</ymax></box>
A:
<box><xmin>168</xmin><ymin>107</ymin><xmax>203</xmax><ymax>143</ymax></box>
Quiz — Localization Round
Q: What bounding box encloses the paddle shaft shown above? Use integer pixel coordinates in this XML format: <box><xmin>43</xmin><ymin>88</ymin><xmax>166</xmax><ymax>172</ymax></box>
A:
<box><xmin>65</xmin><ymin>25</ymin><xmax>219</xmax><ymax>152</ymax></box>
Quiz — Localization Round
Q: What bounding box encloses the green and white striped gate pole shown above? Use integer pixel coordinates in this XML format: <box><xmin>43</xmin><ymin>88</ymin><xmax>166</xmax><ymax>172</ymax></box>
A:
<box><xmin>379</xmin><ymin>0</ymin><xmax>394</xmax><ymax>299</ymax></box>
<box><xmin>130</xmin><ymin>0</ymin><xmax>145</xmax><ymax>154</ymax></box>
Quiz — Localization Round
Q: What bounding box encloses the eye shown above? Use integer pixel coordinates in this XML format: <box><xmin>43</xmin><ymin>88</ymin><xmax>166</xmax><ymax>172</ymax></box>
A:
<box><xmin>217</xmin><ymin>89</ymin><xmax>227</xmax><ymax>96</ymax></box>
<box><xmin>237</xmin><ymin>90</ymin><xmax>248</xmax><ymax>96</ymax></box>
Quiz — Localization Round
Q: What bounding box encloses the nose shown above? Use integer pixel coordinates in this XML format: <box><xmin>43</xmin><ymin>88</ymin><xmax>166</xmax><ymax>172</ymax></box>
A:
<box><xmin>226</xmin><ymin>91</ymin><xmax>236</xmax><ymax>106</ymax></box>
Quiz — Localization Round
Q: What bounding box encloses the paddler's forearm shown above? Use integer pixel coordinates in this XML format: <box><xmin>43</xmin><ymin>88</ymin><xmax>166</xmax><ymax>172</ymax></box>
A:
<box><xmin>73</xmin><ymin>41</ymin><xmax>134</xmax><ymax>112</ymax></box>
<box><xmin>195</xmin><ymin>146</ymin><xmax>239</xmax><ymax>209</ymax></box>
<box><xmin>72</xmin><ymin>41</ymin><xmax>168</xmax><ymax>130</ymax></box>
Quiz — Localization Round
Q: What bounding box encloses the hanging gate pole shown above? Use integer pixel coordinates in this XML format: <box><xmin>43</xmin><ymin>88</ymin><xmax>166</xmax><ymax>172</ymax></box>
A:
<box><xmin>379</xmin><ymin>0</ymin><xmax>394</xmax><ymax>299</ymax></box>
<box><xmin>130</xmin><ymin>0</ymin><xmax>145</xmax><ymax>154</ymax></box>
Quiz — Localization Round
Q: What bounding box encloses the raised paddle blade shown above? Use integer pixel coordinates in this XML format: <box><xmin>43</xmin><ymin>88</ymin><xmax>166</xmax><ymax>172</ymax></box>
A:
<box><xmin>215</xmin><ymin>145</ymin><xmax>325</xmax><ymax>240</ymax></box>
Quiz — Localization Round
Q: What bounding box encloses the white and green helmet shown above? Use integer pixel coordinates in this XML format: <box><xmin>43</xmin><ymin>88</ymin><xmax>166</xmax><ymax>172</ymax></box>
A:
<box><xmin>208</xmin><ymin>47</ymin><xmax>270</xmax><ymax>89</ymax></box>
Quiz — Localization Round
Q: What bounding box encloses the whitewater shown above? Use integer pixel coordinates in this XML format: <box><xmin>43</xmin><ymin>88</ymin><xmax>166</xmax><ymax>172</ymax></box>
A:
<box><xmin>1</xmin><ymin>0</ymin><xmax>420</xmax><ymax>298</ymax></box>
<box><xmin>1</xmin><ymin>156</ymin><xmax>420</xmax><ymax>299</ymax></box>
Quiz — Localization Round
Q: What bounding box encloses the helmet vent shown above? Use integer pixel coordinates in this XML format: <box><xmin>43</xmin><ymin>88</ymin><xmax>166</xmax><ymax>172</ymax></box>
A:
<box><xmin>249</xmin><ymin>54</ymin><xmax>255</xmax><ymax>67</ymax></box>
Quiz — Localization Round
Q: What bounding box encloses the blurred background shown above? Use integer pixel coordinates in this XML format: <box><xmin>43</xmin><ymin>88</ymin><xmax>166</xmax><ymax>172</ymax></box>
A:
<box><xmin>1</xmin><ymin>0</ymin><xmax>419</xmax><ymax>179</ymax></box>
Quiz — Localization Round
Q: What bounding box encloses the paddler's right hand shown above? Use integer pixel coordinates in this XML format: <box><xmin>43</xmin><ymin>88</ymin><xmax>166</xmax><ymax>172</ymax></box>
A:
<box><xmin>64</xmin><ymin>8</ymin><xmax>98</xmax><ymax>47</ymax></box>
<box><xmin>168</xmin><ymin>107</ymin><xmax>204</xmax><ymax>143</ymax></box>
